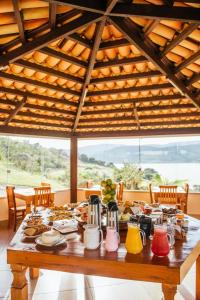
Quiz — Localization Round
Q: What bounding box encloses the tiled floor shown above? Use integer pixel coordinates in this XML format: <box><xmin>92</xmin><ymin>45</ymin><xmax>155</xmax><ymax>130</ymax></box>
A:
<box><xmin>0</xmin><ymin>222</ymin><xmax>196</xmax><ymax>300</ymax></box>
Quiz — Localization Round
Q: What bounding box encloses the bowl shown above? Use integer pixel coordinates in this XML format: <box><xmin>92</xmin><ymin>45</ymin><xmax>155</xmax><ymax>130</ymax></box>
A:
<box><xmin>41</xmin><ymin>230</ymin><xmax>61</xmax><ymax>244</ymax></box>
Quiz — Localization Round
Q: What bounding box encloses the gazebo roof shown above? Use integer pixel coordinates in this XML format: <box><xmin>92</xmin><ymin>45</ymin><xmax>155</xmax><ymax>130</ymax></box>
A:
<box><xmin>0</xmin><ymin>0</ymin><xmax>199</xmax><ymax>138</ymax></box>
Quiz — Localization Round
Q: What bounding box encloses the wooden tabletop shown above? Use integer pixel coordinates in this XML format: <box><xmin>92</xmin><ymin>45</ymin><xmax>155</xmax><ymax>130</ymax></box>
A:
<box><xmin>7</xmin><ymin>214</ymin><xmax>200</xmax><ymax>285</ymax></box>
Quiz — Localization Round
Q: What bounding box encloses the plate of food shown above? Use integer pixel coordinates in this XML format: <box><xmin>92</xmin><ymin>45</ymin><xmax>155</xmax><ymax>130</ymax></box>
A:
<box><xmin>35</xmin><ymin>230</ymin><xmax>66</xmax><ymax>247</ymax></box>
<box><xmin>22</xmin><ymin>224</ymin><xmax>50</xmax><ymax>239</ymax></box>
<box><xmin>25</xmin><ymin>217</ymin><xmax>43</xmax><ymax>228</ymax></box>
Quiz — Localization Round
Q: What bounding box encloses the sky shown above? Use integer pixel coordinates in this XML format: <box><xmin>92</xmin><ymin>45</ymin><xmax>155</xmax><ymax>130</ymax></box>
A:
<box><xmin>4</xmin><ymin>134</ymin><xmax>200</xmax><ymax>150</ymax></box>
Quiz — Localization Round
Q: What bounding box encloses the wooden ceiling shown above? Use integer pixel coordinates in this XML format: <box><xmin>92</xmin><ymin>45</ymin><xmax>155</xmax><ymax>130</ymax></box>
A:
<box><xmin>0</xmin><ymin>0</ymin><xmax>199</xmax><ymax>138</ymax></box>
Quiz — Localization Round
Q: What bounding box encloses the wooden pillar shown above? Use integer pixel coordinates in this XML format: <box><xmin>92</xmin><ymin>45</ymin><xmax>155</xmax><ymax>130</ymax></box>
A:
<box><xmin>70</xmin><ymin>136</ymin><xmax>77</xmax><ymax>203</ymax></box>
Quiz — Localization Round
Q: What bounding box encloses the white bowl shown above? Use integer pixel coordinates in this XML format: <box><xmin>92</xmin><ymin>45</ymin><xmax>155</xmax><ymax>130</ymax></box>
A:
<box><xmin>41</xmin><ymin>230</ymin><xmax>61</xmax><ymax>244</ymax></box>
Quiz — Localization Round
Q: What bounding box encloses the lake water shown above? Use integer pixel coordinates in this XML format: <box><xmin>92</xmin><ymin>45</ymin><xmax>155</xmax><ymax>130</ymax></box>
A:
<box><xmin>115</xmin><ymin>163</ymin><xmax>200</xmax><ymax>187</ymax></box>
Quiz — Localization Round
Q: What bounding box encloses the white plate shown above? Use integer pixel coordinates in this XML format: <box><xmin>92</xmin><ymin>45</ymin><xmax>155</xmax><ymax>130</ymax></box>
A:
<box><xmin>53</xmin><ymin>225</ymin><xmax>78</xmax><ymax>234</ymax></box>
<box><xmin>35</xmin><ymin>236</ymin><xmax>66</xmax><ymax>247</ymax></box>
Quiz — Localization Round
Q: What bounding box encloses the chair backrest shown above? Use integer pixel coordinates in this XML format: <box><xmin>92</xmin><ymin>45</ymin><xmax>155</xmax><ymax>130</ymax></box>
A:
<box><xmin>34</xmin><ymin>186</ymin><xmax>52</xmax><ymax>207</ymax></box>
<box><xmin>41</xmin><ymin>182</ymin><xmax>51</xmax><ymax>187</ymax></box>
<box><xmin>149</xmin><ymin>183</ymin><xmax>153</xmax><ymax>203</ymax></box>
<box><xmin>6</xmin><ymin>186</ymin><xmax>16</xmax><ymax>210</ymax></box>
<box><xmin>158</xmin><ymin>185</ymin><xmax>178</xmax><ymax>204</ymax></box>
<box><xmin>116</xmin><ymin>181</ymin><xmax>124</xmax><ymax>203</ymax></box>
<box><xmin>85</xmin><ymin>189</ymin><xmax>101</xmax><ymax>201</ymax></box>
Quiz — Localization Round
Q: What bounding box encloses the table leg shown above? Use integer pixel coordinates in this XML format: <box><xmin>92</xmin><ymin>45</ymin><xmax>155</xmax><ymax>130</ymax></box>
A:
<box><xmin>196</xmin><ymin>255</ymin><xmax>200</xmax><ymax>300</ymax></box>
<box><xmin>162</xmin><ymin>283</ymin><xmax>177</xmax><ymax>300</ymax></box>
<box><xmin>29</xmin><ymin>267</ymin><xmax>40</xmax><ymax>279</ymax></box>
<box><xmin>26</xmin><ymin>200</ymin><xmax>31</xmax><ymax>214</ymax></box>
<box><xmin>11</xmin><ymin>264</ymin><xmax>28</xmax><ymax>300</ymax></box>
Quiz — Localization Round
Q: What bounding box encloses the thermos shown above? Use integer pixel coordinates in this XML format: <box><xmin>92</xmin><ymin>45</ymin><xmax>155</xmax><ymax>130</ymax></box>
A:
<box><xmin>87</xmin><ymin>195</ymin><xmax>101</xmax><ymax>228</ymax></box>
<box><xmin>139</xmin><ymin>215</ymin><xmax>153</xmax><ymax>239</ymax></box>
<box><xmin>107</xmin><ymin>201</ymin><xmax>119</xmax><ymax>232</ymax></box>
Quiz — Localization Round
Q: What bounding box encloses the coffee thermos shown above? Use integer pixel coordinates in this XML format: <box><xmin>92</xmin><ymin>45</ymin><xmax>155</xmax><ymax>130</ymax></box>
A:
<box><xmin>107</xmin><ymin>201</ymin><xmax>119</xmax><ymax>232</ymax></box>
<box><xmin>87</xmin><ymin>195</ymin><xmax>101</xmax><ymax>228</ymax></box>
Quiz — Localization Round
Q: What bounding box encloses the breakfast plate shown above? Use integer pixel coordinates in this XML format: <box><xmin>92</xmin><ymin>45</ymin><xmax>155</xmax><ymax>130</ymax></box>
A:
<box><xmin>35</xmin><ymin>236</ymin><xmax>66</xmax><ymax>247</ymax></box>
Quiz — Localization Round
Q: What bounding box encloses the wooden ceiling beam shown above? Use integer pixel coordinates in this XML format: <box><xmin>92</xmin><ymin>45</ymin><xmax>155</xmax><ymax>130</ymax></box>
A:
<box><xmin>73</xmin><ymin>18</ymin><xmax>107</xmax><ymax>132</ymax></box>
<box><xmin>0</xmin><ymin>10</ymin><xmax>86</xmax><ymax>53</ymax></box>
<box><xmin>0</xmin><ymin>12</ymin><xmax>101</xmax><ymax>67</ymax></box>
<box><xmin>109</xmin><ymin>17</ymin><xmax>200</xmax><ymax>108</ymax></box>
<box><xmin>99</xmin><ymin>38</ymin><xmax>130</xmax><ymax>50</ymax></box>
<box><xmin>49</xmin><ymin>2</ymin><xmax>57</xmax><ymax>29</ymax></box>
<box><xmin>162</xmin><ymin>24</ymin><xmax>199</xmax><ymax>57</ymax></box>
<box><xmin>94</xmin><ymin>56</ymin><xmax>147</xmax><ymax>69</ymax></box>
<box><xmin>75</xmin><ymin>127</ymin><xmax>200</xmax><ymax>138</ymax></box>
<box><xmin>0</xmin><ymin>126</ymin><xmax>71</xmax><ymax>138</ymax></box>
<box><xmin>78</xmin><ymin>119</ymin><xmax>200</xmax><ymax>129</ymax></box>
<box><xmin>84</xmin><ymin>94</ymin><xmax>185</xmax><ymax>107</ymax></box>
<box><xmin>110</xmin><ymin>4</ymin><xmax>200</xmax><ymax>23</ymax></box>
<box><xmin>187</xmin><ymin>73</ymin><xmax>200</xmax><ymax>86</ymax></box>
<box><xmin>9</xmin><ymin>119</ymin><xmax>72</xmax><ymax>129</ymax></box>
<box><xmin>15</xmin><ymin>59</ymin><xmax>83</xmax><ymax>84</ymax></box>
<box><xmin>144</xmin><ymin>20</ymin><xmax>159</xmax><ymax>36</ymax></box>
<box><xmin>79</xmin><ymin>111</ymin><xmax>200</xmax><ymax>123</ymax></box>
<box><xmin>12</xmin><ymin>0</ymin><xmax>25</xmax><ymax>43</ymax></box>
<box><xmin>90</xmin><ymin>70</ymin><xmax>161</xmax><ymax>84</ymax></box>
<box><xmin>0</xmin><ymin>86</ymin><xmax>78</xmax><ymax>108</ymax></box>
<box><xmin>4</xmin><ymin>97</ymin><xmax>27</xmax><ymax>126</ymax></box>
<box><xmin>44</xmin><ymin>0</ymin><xmax>105</xmax><ymax>14</ymax></box>
<box><xmin>0</xmin><ymin>71</ymin><xmax>80</xmax><ymax>97</ymax></box>
<box><xmin>82</xmin><ymin>103</ymin><xmax>194</xmax><ymax>115</ymax></box>
<box><xmin>176</xmin><ymin>50</ymin><xmax>200</xmax><ymax>73</ymax></box>
<box><xmin>40</xmin><ymin>47</ymin><xmax>88</xmax><ymax>68</ymax></box>
<box><xmin>87</xmin><ymin>83</ymin><xmax>172</xmax><ymax>96</ymax></box>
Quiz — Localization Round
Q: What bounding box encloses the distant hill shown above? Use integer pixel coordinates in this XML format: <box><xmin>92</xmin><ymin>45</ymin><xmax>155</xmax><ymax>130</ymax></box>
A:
<box><xmin>79</xmin><ymin>141</ymin><xmax>200</xmax><ymax>163</ymax></box>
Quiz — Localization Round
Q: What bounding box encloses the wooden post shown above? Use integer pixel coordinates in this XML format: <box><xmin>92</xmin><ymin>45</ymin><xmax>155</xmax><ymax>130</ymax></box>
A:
<box><xmin>70</xmin><ymin>136</ymin><xmax>77</xmax><ymax>203</ymax></box>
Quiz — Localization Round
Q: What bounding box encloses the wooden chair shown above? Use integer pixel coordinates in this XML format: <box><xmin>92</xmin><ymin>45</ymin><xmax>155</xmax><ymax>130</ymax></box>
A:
<box><xmin>156</xmin><ymin>185</ymin><xmax>178</xmax><ymax>207</ymax></box>
<box><xmin>7</xmin><ymin>186</ymin><xmax>26</xmax><ymax>231</ymax></box>
<box><xmin>149</xmin><ymin>183</ymin><xmax>153</xmax><ymax>203</ymax></box>
<box><xmin>116</xmin><ymin>181</ymin><xmax>124</xmax><ymax>203</ymax></box>
<box><xmin>40</xmin><ymin>182</ymin><xmax>51</xmax><ymax>187</ymax></box>
<box><xmin>85</xmin><ymin>189</ymin><xmax>101</xmax><ymax>201</ymax></box>
<box><xmin>182</xmin><ymin>183</ymin><xmax>189</xmax><ymax>213</ymax></box>
<box><xmin>33</xmin><ymin>186</ymin><xmax>53</xmax><ymax>208</ymax></box>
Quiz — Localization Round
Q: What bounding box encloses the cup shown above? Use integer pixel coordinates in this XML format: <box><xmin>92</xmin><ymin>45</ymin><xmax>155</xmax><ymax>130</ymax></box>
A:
<box><xmin>83</xmin><ymin>224</ymin><xmax>103</xmax><ymax>250</ymax></box>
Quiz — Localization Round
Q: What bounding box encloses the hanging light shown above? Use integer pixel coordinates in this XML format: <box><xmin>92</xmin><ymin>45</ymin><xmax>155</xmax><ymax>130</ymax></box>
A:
<box><xmin>138</xmin><ymin>137</ymin><xmax>142</xmax><ymax>172</ymax></box>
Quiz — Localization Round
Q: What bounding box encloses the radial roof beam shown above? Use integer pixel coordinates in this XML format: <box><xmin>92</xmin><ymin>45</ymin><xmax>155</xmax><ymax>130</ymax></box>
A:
<box><xmin>109</xmin><ymin>17</ymin><xmax>200</xmax><ymax>108</ymax></box>
<box><xmin>73</xmin><ymin>19</ymin><xmax>106</xmax><ymax>132</ymax></box>
<box><xmin>0</xmin><ymin>12</ymin><xmax>102</xmax><ymax>67</ymax></box>
<box><xmin>110</xmin><ymin>4</ymin><xmax>200</xmax><ymax>23</ymax></box>
<box><xmin>4</xmin><ymin>97</ymin><xmax>27</xmax><ymax>126</ymax></box>
<box><xmin>12</xmin><ymin>0</ymin><xmax>25</xmax><ymax>43</ymax></box>
<box><xmin>49</xmin><ymin>2</ymin><xmax>57</xmax><ymax>29</ymax></box>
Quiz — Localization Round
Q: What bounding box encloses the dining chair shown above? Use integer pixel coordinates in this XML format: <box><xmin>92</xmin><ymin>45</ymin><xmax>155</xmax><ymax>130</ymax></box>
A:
<box><xmin>85</xmin><ymin>189</ymin><xmax>101</xmax><ymax>201</ymax></box>
<box><xmin>149</xmin><ymin>183</ymin><xmax>153</xmax><ymax>203</ymax></box>
<box><xmin>116</xmin><ymin>181</ymin><xmax>124</xmax><ymax>203</ymax></box>
<box><xmin>157</xmin><ymin>185</ymin><xmax>178</xmax><ymax>206</ymax></box>
<box><xmin>33</xmin><ymin>186</ymin><xmax>54</xmax><ymax>208</ymax></box>
<box><xmin>40</xmin><ymin>182</ymin><xmax>51</xmax><ymax>187</ymax></box>
<box><xmin>182</xmin><ymin>183</ymin><xmax>189</xmax><ymax>213</ymax></box>
<box><xmin>7</xmin><ymin>186</ymin><xmax>26</xmax><ymax>231</ymax></box>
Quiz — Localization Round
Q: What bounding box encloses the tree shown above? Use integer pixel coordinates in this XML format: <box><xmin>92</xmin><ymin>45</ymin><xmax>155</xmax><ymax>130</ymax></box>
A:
<box><xmin>79</xmin><ymin>153</ymin><xmax>89</xmax><ymax>163</ymax></box>
<box><xmin>114</xmin><ymin>163</ymin><xmax>144</xmax><ymax>190</ymax></box>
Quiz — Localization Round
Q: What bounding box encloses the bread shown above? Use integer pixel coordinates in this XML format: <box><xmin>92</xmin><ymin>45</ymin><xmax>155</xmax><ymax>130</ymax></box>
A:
<box><xmin>24</xmin><ymin>227</ymin><xmax>37</xmax><ymax>236</ymax></box>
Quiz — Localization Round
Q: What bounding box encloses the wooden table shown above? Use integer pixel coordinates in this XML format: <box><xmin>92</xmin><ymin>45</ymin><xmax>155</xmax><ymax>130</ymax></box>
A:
<box><xmin>15</xmin><ymin>188</ymin><xmax>55</xmax><ymax>214</ymax></box>
<box><xmin>7</xmin><ymin>215</ymin><xmax>200</xmax><ymax>300</ymax></box>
